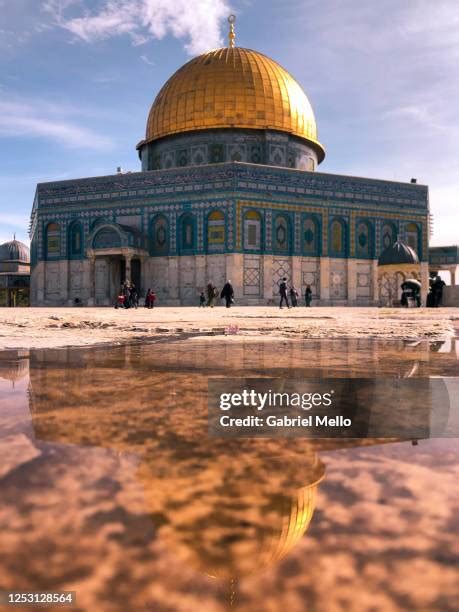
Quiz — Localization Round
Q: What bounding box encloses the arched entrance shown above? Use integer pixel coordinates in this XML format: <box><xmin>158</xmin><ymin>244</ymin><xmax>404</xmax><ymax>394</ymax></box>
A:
<box><xmin>86</xmin><ymin>223</ymin><xmax>148</xmax><ymax>306</ymax></box>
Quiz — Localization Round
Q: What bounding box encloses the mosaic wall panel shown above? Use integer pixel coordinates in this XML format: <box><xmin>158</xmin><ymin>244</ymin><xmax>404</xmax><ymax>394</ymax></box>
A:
<box><xmin>69</xmin><ymin>261</ymin><xmax>84</xmax><ymax>291</ymax></box>
<box><xmin>269</xmin><ymin>145</ymin><xmax>286</xmax><ymax>166</ymax></box>
<box><xmin>206</xmin><ymin>256</ymin><xmax>226</xmax><ymax>292</ymax></box>
<box><xmin>243</xmin><ymin>255</ymin><xmax>262</xmax><ymax>297</ymax></box>
<box><xmin>329</xmin><ymin>260</ymin><xmax>347</xmax><ymax>300</ymax></box>
<box><xmin>95</xmin><ymin>259</ymin><xmax>109</xmax><ymax>303</ymax></box>
<box><xmin>178</xmin><ymin>256</ymin><xmax>196</xmax><ymax>302</ymax></box>
<box><xmin>356</xmin><ymin>262</ymin><xmax>372</xmax><ymax>298</ymax></box>
<box><xmin>117</xmin><ymin>214</ymin><xmax>142</xmax><ymax>230</ymax></box>
<box><xmin>272</xmin><ymin>257</ymin><xmax>292</xmax><ymax>294</ymax></box>
<box><xmin>149</xmin><ymin>258</ymin><xmax>169</xmax><ymax>300</ymax></box>
<box><xmin>301</xmin><ymin>257</ymin><xmax>320</xmax><ymax>297</ymax></box>
<box><xmin>45</xmin><ymin>263</ymin><xmax>60</xmax><ymax>295</ymax></box>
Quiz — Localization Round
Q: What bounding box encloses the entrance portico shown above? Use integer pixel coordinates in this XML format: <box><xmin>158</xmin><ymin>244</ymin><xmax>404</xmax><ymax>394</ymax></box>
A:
<box><xmin>86</xmin><ymin>223</ymin><xmax>149</xmax><ymax>306</ymax></box>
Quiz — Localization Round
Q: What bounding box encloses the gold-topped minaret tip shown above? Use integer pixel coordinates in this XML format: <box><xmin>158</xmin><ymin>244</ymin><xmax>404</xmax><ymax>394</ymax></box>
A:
<box><xmin>228</xmin><ymin>14</ymin><xmax>236</xmax><ymax>48</ymax></box>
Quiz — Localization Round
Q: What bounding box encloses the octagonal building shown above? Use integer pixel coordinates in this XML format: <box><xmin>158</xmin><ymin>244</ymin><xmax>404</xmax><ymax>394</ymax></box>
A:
<box><xmin>29</xmin><ymin>27</ymin><xmax>429</xmax><ymax>306</ymax></box>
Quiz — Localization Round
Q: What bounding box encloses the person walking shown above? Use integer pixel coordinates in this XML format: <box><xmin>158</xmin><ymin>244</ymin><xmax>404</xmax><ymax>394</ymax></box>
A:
<box><xmin>220</xmin><ymin>280</ymin><xmax>234</xmax><ymax>308</ymax></box>
<box><xmin>279</xmin><ymin>277</ymin><xmax>290</xmax><ymax>309</ymax></box>
<box><xmin>305</xmin><ymin>284</ymin><xmax>312</xmax><ymax>307</ymax></box>
<box><xmin>123</xmin><ymin>282</ymin><xmax>131</xmax><ymax>309</ymax></box>
<box><xmin>290</xmin><ymin>286</ymin><xmax>298</xmax><ymax>307</ymax></box>
<box><xmin>199</xmin><ymin>291</ymin><xmax>206</xmax><ymax>307</ymax></box>
<box><xmin>129</xmin><ymin>283</ymin><xmax>138</xmax><ymax>309</ymax></box>
<box><xmin>115</xmin><ymin>287</ymin><xmax>125</xmax><ymax>309</ymax></box>
<box><xmin>207</xmin><ymin>282</ymin><xmax>216</xmax><ymax>307</ymax></box>
<box><xmin>145</xmin><ymin>288</ymin><xmax>154</xmax><ymax>308</ymax></box>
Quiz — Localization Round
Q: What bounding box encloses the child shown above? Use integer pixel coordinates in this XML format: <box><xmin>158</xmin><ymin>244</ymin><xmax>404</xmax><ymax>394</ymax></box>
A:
<box><xmin>199</xmin><ymin>291</ymin><xmax>206</xmax><ymax>307</ymax></box>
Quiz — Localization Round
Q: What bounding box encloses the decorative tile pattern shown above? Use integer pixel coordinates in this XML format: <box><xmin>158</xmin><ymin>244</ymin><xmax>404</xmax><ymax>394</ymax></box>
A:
<box><xmin>272</xmin><ymin>257</ymin><xmax>292</xmax><ymax>294</ymax></box>
<box><xmin>243</xmin><ymin>255</ymin><xmax>262</xmax><ymax>297</ymax></box>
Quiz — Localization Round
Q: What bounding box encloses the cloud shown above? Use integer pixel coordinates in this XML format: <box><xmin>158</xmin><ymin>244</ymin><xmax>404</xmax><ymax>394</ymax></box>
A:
<box><xmin>0</xmin><ymin>97</ymin><xmax>114</xmax><ymax>150</ymax></box>
<box><xmin>43</xmin><ymin>0</ymin><xmax>232</xmax><ymax>55</ymax></box>
<box><xmin>140</xmin><ymin>54</ymin><xmax>155</xmax><ymax>66</ymax></box>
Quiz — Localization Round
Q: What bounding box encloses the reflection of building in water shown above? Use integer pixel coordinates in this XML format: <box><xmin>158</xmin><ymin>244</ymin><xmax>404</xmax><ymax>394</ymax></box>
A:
<box><xmin>28</xmin><ymin>337</ymin><xmax>435</xmax><ymax>379</ymax></box>
<box><xmin>138</xmin><ymin>452</ymin><xmax>325</xmax><ymax>580</ymax></box>
<box><xmin>24</xmin><ymin>338</ymin><xmax>456</xmax><ymax>587</ymax></box>
<box><xmin>0</xmin><ymin>350</ymin><xmax>30</xmax><ymax>387</ymax></box>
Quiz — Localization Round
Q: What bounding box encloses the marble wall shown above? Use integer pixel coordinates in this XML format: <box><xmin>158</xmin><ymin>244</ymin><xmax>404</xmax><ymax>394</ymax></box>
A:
<box><xmin>32</xmin><ymin>255</ymin><xmax>383</xmax><ymax>306</ymax></box>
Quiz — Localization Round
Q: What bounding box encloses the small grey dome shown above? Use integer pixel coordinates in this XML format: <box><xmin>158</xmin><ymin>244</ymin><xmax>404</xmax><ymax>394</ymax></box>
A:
<box><xmin>0</xmin><ymin>239</ymin><xmax>30</xmax><ymax>263</ymax></box>
<box><xmin>378</xmin><ymin>240</ymin><xmax>419</xmax><ymax>266</ymax></box>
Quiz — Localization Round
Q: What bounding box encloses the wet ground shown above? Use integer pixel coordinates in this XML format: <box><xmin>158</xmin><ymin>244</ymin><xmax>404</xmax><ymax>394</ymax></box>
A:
<box><xmin>0</xmin><ymin>306</ymin><xmax>456</xmax><ymax>350</ymax></box>
<box><xmin>0</xmin><ymin>337</ymin><xmax>458</xmax><ymax>611</ymax></box>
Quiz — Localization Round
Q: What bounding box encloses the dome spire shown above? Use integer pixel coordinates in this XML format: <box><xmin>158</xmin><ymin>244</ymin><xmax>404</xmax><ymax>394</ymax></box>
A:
<box><xmin>228</xmin><ymin>14</ymin><xmax>236</xmax><ymax>48</ymax></box>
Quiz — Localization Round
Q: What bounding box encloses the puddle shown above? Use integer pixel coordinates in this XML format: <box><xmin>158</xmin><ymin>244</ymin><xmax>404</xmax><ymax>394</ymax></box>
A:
<box><xmin>0</xmin><ymin>338</ymin><xmax>458</xmax><ymax>611</ymax></box>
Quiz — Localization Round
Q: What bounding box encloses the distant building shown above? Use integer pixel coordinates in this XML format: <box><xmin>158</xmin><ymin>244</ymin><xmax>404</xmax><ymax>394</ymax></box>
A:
<box><xmin>429</xmin><ymin>245</ymin><xmax>458</xmax><ymax>286</ymax></box>
<box><xmin>429</xmin><ymin>245</ymin><xmax>459</xmax><ymax>306</ymax></box>
<box><xmin>29</xmin><ymin>21</ymin><xmax>431</xmax><ymax>306</ymax></box>
<box><xmin>0</xmin><ymin>238</ymin><xmax>30</xmax><ymax>307</ymax></box>
<box><xmin>378</xmin><ymin>240</ymin><xmax>421</xmax><ymax>306</ymax></box>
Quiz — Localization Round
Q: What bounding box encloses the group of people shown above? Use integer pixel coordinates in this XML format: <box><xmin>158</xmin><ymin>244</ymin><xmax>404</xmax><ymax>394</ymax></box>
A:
<box><xmin>427</xmin><ymin>275</ymin><xmax>446</xmax><ymax>307</ymax></box>
<box><xmin>198</xmin><ymin>278</ymin><xmax>313</xmax><ymax>309</ymax></box>
<box><xmin>115</xmin><ymin>282</ymin><xmax>156</xmax><ymax>308</ymax></box>
<box><xmin>279</xmin><ymin>278</ymin><xmax>313</xmax><ymax>309</ymax></box>
<box><xmin>116</xmin><ymin>278</ymin><xmax>315</xmax><ymax>309</ymax></box>
<box><xmin>200</xmin><ymin>281</ymin><xmax>234</xmax><ymax>308</ymax></box>
<box><xmin>115</xmin><ymin>282</ymin><xmax>139</xmax><ymax>309</ymax></box>
<box><xmin>400</xmin><ymin>275</ymin><xmax>447</xmax><ymax>308</ymax></box>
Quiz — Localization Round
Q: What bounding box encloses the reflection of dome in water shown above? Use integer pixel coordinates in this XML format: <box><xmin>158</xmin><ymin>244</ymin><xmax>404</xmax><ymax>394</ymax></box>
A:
<box><xmin>138</xmin><ymin>452</ymin><xmax>325</xmax><ymax>580</ymax></box>
<box><xmin>0</xmin><ymin>359</ymin><xmax>29</xmax><ymax>383</ymax></box>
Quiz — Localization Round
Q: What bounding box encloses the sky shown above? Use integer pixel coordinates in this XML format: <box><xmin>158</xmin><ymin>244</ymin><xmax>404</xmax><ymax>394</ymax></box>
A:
<box><xmin>0</xmin><ymin>0</ymin><xmax>458</xmax><ymax>246</ymax></box>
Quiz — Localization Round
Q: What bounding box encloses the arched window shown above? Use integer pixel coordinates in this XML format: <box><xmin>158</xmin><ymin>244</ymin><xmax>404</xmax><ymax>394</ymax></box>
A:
<box><xmin>150</xmin><ymin>216</ymin><xmax>169</xmax><ymax>255</ymax></box>
<box><xmin>329</xmin><ymin>219</ymin><xmax>347</xmax><ymax>256</ymax></box>
<box><xmin>45</xmin><ymin>222</ymin><xmax>60</xmax><ymax>258</ymax></box>
<box><xmin>90</xmin><ymin>217</ymin><xmax>109</xmax><ymax>230</ymax></box>
<box><xmin>179</xmin><ymin>213</ymin><xmax>195</xmax><ymax>252</ymax></box>
<box><xmin>406</xmin><ymin>222</ymin><xmax>419</xmax><ymax>255</ymax></box>
<box><xmin>381</xmin><ymin>222</ymin><xmax>397</xmax><ymax>252</ymax></box>
<box><xmin>93</xmin><ymin>227</ymin><xmax>121</xmax><ymax>249</ymax></box>
<box><xmin>68</xmin><ymin>222</ymin><xmax>83</xmax><ymax>257</ymax></box>
<box><xmin>303</xmin><ymin>216</ymin><xmax>319</xmax><ymax>255</ymax></box>
<box><xmin>356</xmin><ymin>221</ymin><xmax>373</xmax><ymax>258</ymax></box>
<box><xmin>274</xmin><ymin>214</ymin><xmax>291</xmax><ymax>253</ymax></box>
<box><xmin>243</xmin><ymin>210</ymin><xmax>262</xmax><ymax>251</ymax></box>
<box><xmin>207</xmin><ymin>210</ymin><xmax>225</xmax><ymax>251</ymax></box>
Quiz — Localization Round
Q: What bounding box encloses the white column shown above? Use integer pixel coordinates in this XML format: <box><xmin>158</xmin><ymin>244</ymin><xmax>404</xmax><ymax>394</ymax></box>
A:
<box><xmin>319</xmin><ymin>257</ymin><xmax>330</xmax><ymax>302</ymax></box>
<box><xmin>168</xmin><ymin>256</ymin><xmax>179</xmax><ymax>302</ymax></box>
<box><xmin>124</xmin><ymin>254</ymin><xmax>132</xmax><ymax>284</ymax></box>
<box><xmin>372</xmin><ymin>260</ymin><xmax>379</xmax><ymax>304</ymax></box>
<box><xmin>88</xmin><ymin>255</ymin><xmax>96</xmax><ymax>306</ymax></box>
<box><xmin>226</xmin><ymin>253</ymin><xmax>243</xmax><ymax>300</ymax></box>
<box><xmin>347</xmin><ymin>259</ymin><xmax>357</xmax><ymax>304</ymax></box>
<box><xmin>263</xmin><ymin>255</ymin><xmax>273</xmax><ymax>301</ymax></box>
<box><xmin>420</xmin><ymin>262</ymin><xmax>429</xmax><ymax>306</ymax></box>
<box><xmin>292</xmin><ymin>256</ymin><xmax>302</xmax><ymax>293</ymax></box>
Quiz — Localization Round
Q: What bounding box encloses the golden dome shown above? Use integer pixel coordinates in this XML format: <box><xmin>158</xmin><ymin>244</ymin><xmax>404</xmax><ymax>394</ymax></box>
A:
<box><xmin>145</xmin><ymin>47</ymin><xmax>325</xmax><ymax>161</ymax></box>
